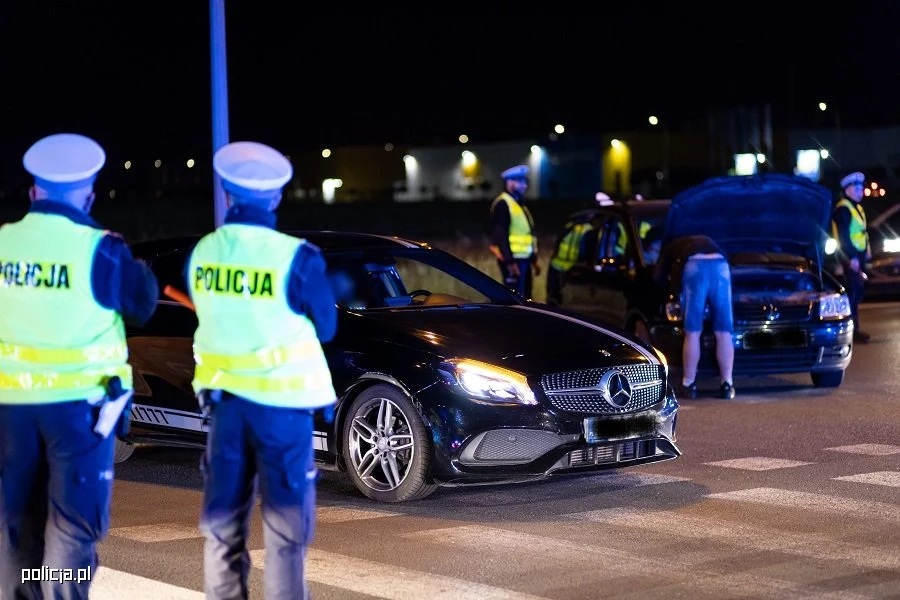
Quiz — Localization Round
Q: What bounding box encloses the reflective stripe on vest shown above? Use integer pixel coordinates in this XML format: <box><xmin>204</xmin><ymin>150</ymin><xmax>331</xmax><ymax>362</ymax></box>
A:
<box><xmin>492</xmin><ymin>193</ymin><xmax>536</xmax><ymax>259</ymax></box>
<box><xmin>0</xmin><ymin>212</ymin><xmax>131</xmax><ymax>404</ymax></box>
<box><xmin>831</xmin><ymin>198</ymin><xmax>868</xmax><ymax>253</ymax></box>
<box><xmin>189</xmin><ymin>224</ymin><xmax>336</xmax><ymax>409</ymax></box>
<box><xmin>551</xmin><ymin>223</ymin><xmax>593</xmax><ymax>271</ymax></box>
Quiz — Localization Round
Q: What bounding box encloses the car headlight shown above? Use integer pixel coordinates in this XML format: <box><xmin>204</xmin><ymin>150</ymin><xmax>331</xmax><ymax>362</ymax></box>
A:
<box><xmin>884</xmin><ymin>238</ymin><xmax>900</xmax><ymax>253</ymax></box>
<box><xmin>439</xmin><ymin>358</ymin><xmax>537</xmax><ymax>405</ymax></box>
<box><xmin>824</xmin><ymin>237</ymin><xmax>838</xmax><ymax>255</ymax></box>
<box><xmin>819</xmin><ymin>293</ymin><xmax>851</xmax><ymax>319</ymax></box>
<box><xmin>664</xmin><ymin>301</ymin><xmax>682</xmax><ymax>322</ymax></box>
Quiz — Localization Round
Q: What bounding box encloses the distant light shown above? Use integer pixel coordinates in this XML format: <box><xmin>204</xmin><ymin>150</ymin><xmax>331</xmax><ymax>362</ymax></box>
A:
<box><xmin>880</xmin><ymin>188</ymin><xmax>886</xmax><ymax>196</ymax></box>
<box><xmin>108</xmin><ymin>189</ymin><xmax>116</xmax><ymax>200</ymax></box>
<box><xmin>384</xmin><ymin>143</ymin><xmax>394</xmax><ymax>152</ymax></box>
<box><xmin>554</xmin><ymin>124</ymin><xmax>565</xmax><ymax>134</ymax></box>
<box><xmin>734</xmin><ymin>153</ymin><xmax>758</xmax><ymax>176</ymax></box>
<box><xmin>461</xmin><ymin>150</ymin><xmax>477</xmax><ymax>167</ymax></box>
<box><xmin>818</xmin><ymin>102</ymin><xmax>827</xmax><ymax>111</ymax></box>
<box><xmin>883</xmin><ymin>238</ymin><xmax>900</xmax><ymax>253</ymax></box>
<box><xmin>610</xmin><ymin>139</ymin><xmax>622</xmax><ymax>149</ymax></box>
<box><xmin>124</xmin><ymin>161</ymin><xmax>132</xmax><ymax>170</ymax></box>
<box><xmin>321</xmin><ymin>148</ymin><xmax>332</xmax><ymax>158</ymax></box>
<box><xmin>824</xmin><ymin>237</ymin><xmax>838</xmax><ymax>255</ymax></box>
<box><xmin>403</xmin><ymin>154</ymin><xmax>414</xmax><ymax>164</ymax></box>
<box><xmin>154</xmin><ymin>159</ymin><xmax>162</xmax><ymax>168</ymax></box>
<box><xmin>865</xmin><ymin>188</ymin><xmax>871</xmax><ymax>196</ymax></box>
<box><xmin>530</xmin><ymin>145</ymin><xmax>541</xmax><ymax>155</ymax></box>
<box><xmin>871</xmin><ymin>182</ymin><xmax>878</xmax><ymax>189</ymax></box>
<box><xmin>458</xmin><ymin>134</ymin><xmax>469</xmax><ymax>144</ymax></box>
<box><xmin>322</xmin><ymin>178</ymin><xmax>342</xmax><ymax>204</ymax></box>
<box><xmin>186</xmin><ymin>158</ymin><xmax>195</xmax><ymax>168</ymax></box>
<box><xmin>756</xmin><ymin>153</ymin><xmax>766</xmax><ymax>164</ymax></box>
<box><xmin>820</xmin><ymin>149</ymin><xmax>829</xmax><ymax>159</ymax></box>
<box><xmin>648</xmin><ymin>115</ymin><xmax>659</xmax><ymax>126</ymax></box>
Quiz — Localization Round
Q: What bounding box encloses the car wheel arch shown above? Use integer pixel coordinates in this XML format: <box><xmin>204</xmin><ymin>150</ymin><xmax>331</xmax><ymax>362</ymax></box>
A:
<box><xmin>334</xmin><ymin>373</ymin><xmax>432</xmax><ymax>472</ymax></box>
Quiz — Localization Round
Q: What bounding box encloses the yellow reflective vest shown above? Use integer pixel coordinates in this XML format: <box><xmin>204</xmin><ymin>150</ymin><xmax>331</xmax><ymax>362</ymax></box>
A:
<box><xmin>551</xmin><ymin>222</ymin><xmax>594</xmax><ymax>271</ymax></box>
<box><xmin>491</xmin><ymin>193</ymin><xmax>537</xmax><ymax>259</ymax></box>
<box><xmin>831</xmin><ymin>197</ymin><xmax>869</xmax><ymax>254</ymax></box>
<box><xmin>0</xmin><ymin>213</ymin><xmax>132</xmax><ymax>404</ymax></box>
<box><xmin>188</xmin><ymin>224</ymin><xmax>336</xmax><ymax>409</ymax></box>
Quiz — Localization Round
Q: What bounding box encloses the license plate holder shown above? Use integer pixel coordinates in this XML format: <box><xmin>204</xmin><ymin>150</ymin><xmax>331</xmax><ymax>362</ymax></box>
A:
<box><xmin>742</xmin><ymin>328</ymin><xmax>808</xmax><ymax>350</ymax></box>
<box><xmin>584</xmin><ymin>413</ymin><xmax>657</xmax><ymax>444</ymax></box>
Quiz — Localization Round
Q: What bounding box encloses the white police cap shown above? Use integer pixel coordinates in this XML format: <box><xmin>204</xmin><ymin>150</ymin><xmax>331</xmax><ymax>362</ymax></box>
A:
<box><xmin>501</xmin><ymin>164</ymin><xmax>529</xmax><ymax>180</ymax></box>
<box><xmin>214</xmin><ymin>141</ymin><xmax>293</xmax><ymax>199</ymax></box>
<box><xmin>23</xmin><ymin>133</ymin><xmax>106</xmax><ymax>193</ymax></box>
<box><xmin>840</xmin><ymin>172</ymin><xmax>865</xmax><ymax>189</ymax></box>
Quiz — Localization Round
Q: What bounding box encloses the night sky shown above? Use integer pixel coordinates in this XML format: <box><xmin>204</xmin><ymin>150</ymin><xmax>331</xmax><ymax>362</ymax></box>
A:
<box><xmin>2</xmin><ymin>1</ymin><xmax>898</xmax><ymax>168</ymax></box>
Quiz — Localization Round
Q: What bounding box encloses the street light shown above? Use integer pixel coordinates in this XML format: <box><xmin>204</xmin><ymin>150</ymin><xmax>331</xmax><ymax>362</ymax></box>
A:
<box><xmin>554</xmin><ymin>124</ymin><xmax>565</xmax><ymax>134</ymax></box>
<box><xmin>321</xmin><ymin>148</ymin><xmax>332</xmax><ymax>158</ymax></box>
<box><xmin>458</xmin><ymin>134</ymin><xmax>469</xmax><ymax>144</ymax></box>
<box><xmin>611</xmin><ymin>139</ymin><xmax>622</xmax><ymax>149</ymax></box>
<box><xmin>818</xmin><ymin>102</ymin><xmax>827</xmax><ymax>112</ymax></box>
<box><xmin>648</xmin><ymin>115</ymin><xmax>659</xmax><ymax>126</ymax></box>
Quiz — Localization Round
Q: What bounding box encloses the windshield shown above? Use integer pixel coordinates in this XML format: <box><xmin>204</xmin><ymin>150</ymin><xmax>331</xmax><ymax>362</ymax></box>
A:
<box><xmin>631</xmin><ymin>209</ymin><xmax>668</xmax><ymax>265</ymax></box>
<box><xmin>325</xmin><ymin>248</ymin><xmax>522</xmax><ymax>311</ymax></box>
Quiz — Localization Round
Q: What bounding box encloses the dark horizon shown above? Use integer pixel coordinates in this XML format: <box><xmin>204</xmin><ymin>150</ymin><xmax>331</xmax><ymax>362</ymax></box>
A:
<box><xmin>2</xmin><ymin>1</ymin><xmax>899</xmax><ymax>168</ymax></box>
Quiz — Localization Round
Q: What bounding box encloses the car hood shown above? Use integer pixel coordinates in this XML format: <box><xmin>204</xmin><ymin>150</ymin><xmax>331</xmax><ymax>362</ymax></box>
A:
<box><xmin>663</xmin><ymin>174</ymin><xmax>833</xmax><ymax>258</ymax></box>
<box><xmin>348</xmin><ymin>303</ymin><xmax>661</xmax><ymax>375</ymax></box>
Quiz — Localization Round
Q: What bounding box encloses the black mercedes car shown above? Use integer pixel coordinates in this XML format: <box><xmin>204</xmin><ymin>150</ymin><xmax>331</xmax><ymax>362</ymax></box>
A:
<box><xmin>554</xmin><ymin>174</ymin><xmax>854</xmax><ymax>387</ymax></box>
<box><xmin>118</xmin><ymin>231</ymin><xmax>679</xmax><ymax>502</ymax></box>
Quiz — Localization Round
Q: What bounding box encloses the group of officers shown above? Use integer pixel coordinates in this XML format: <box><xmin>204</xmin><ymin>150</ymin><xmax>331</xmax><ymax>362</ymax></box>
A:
<box><xmin>489</xmin><ymin>164</ymin><xmax>874</xmax><ymax>398</ymax></box>
<box><xmin>0</xmin><ymin>133</ymin><xmax>335</xmax><ymax>599</ymax></box>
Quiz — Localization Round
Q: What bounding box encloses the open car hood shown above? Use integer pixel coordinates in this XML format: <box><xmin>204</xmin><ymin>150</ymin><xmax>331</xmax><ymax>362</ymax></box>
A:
<box><xmin>662</xmin><ymin>174</ymin><xmax>833</xmax><ymax>260</ymax></box>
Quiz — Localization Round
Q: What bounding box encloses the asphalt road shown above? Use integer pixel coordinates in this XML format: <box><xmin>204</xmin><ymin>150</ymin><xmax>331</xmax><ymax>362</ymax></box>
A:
<box><xmin>81</xmin><ymin>304</ymin><xmax>900</xmax><ymax>598</ymax></box>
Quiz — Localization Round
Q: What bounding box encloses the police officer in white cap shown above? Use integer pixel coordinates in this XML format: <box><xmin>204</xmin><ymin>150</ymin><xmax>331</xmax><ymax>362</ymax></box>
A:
<box><xmin>185</xmin><ymin>141</ymin><xmax>337</xmax><ymax>599</ymax></box>
<box><xmin>831</xmin><ymin>171</ymin><xmax>871</xmax><ymax>342</ymax></box>
<box><xmin>489</xmin><ymin>164</ymin><xmax>540</xmax><ymax>297</ymax></box>
<box><xmin>0</xmin><ymin>133</ymin><xmax>158</xmax><ymax>599</ymax></box>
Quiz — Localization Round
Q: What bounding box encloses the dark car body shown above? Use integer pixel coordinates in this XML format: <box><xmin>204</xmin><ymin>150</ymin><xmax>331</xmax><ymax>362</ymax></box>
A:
<box><xmin>122</xmin><ymin>231</ymin><xmax>679</xmax><ymax>502</ymax></box>
<box><xmin>553</xmin><ymin>174</ymin><xmax>854</xmax><ymax>387</ymax></box>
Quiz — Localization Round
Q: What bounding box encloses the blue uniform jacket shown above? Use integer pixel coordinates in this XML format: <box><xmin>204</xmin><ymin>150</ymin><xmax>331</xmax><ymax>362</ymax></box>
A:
<box><xmin>183</xmin><ymin>204</ymin><xmax>338</xmax><ymax>344</ymax></box>
<box><xmin>29</xmin><ymin>200</ymin><xmax>159</xmax><ymax>327</ymax></box>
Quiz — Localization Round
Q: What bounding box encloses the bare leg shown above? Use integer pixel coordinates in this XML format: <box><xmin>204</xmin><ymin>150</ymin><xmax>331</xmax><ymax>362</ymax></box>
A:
<box><xmin>713</xmin><ymin>331</ymin><xmax>734</xmax><ymax>384</ymax></box>
<box><xmin>682</xmin><ymin>331</ymin><xmax>701</xmax><ymax>385</ymax></box>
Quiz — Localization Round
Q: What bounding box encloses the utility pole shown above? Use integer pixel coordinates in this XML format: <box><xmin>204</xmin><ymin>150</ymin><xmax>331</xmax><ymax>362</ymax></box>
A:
<box><xmin>210</xmin><ymin>0</ymin><xmax>230</xmax><ymax>228</ymax></box>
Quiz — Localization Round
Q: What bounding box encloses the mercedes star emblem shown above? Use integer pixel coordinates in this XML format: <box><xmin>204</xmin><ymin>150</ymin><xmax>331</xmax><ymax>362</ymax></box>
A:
<box><xmin>599</xmin><ymin>369</ymin><xmax>632</xmax><ymax>408</ymax></box>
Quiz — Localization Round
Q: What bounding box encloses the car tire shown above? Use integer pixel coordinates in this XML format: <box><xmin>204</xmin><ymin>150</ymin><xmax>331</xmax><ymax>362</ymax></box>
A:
<box><xmin>631</xmin><ymin>318</ymin><xmax>652</xmax><ymax>344</ymax></box>
<box><xmin>113</xmin><ymin>437</ymin><xmax>136</xmax><ymax>463</ymax></box>
<box><xmin>341</xmin><ymin>384</ymin><xmax>438</xmax><ymax>503</ymax></box>
<box><xmin>811</xmin><ymin>370</ymin><xmax>844</xmax><ymax>388</ymax></box>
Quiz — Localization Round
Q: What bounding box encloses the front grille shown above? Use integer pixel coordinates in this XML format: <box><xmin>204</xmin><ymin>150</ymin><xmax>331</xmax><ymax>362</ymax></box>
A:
<box><xmin>733</xmin><ymin>302</ymin><xmax>812</xmax><ymax>323</ymax></box>
<box><xmin>541</xmin><ymin>364</ymin><xmax>664</xmax><ymax>415</ymax></box>
<box><xmin>566</xmin><ymin>440</ymin><xmax>657</xmax><ymax>466</ymax></box>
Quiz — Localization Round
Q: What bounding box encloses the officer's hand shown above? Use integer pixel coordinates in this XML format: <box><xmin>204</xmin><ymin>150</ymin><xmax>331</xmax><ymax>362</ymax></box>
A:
<box><xmin>532</xmin><ymin>261</ymin><xmax>542</xmax><ymax>276</ymax></box>
<box><xmin>320</xmin><ymin>405</ymin><xmax>335</xmax><ymax>424</ymax></box>
<box><xmin>850</xmin><ymin>258</ymin><xmax>860</xmax><ymax>272</ymax></box>
<box><xmin>508</xmin><ymin>262</ymin><xmax>521</xmax><ymax>277</ymax></box>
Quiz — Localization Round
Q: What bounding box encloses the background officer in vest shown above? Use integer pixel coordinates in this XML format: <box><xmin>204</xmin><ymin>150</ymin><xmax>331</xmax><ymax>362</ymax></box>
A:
<box><xmin>186</xmin><ymin>141</ymin><xmax>338</xmax><ymax>600</ymax></box>
<box><xmin>546</xmin><ymin>197</ymin><xmax>603</xmax><ymax>305</ymax></box>
<box><xmin>0</xmin><ymin>133</ymin><xmax>158</xmax><ymax>599</ymax></box>
<box><xmin>489</xmin><ymin>164</ymin><xmax>540</xmax><ymax>297</ymax></box>
<box><xmin>832</xmin><ymin>171</ymin><xmax>871</xmax><ymax>343</ymax></box>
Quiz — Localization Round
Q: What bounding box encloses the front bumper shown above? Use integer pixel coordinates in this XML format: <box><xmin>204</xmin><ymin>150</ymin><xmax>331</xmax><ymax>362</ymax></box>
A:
<box><xmin>654</xmin><ymin>320</ymin><xmax>853</xmax><ymax>376</ymax></box>
<box><xmin>416</xmin><ymin>383</ymin><xmax>680</xmax><ymax>486</ymax></box>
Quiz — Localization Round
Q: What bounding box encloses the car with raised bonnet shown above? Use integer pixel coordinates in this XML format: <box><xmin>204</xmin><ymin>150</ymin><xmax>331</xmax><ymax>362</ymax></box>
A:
<box><xmin>118</xmin><ymin>231</ymin><xmax>680</xmax><ymax>502</ymax></box>
<box><xmin>552</xmin><ymin>174</ymin><xmax>854</xmax><ymax>387</ymax></box>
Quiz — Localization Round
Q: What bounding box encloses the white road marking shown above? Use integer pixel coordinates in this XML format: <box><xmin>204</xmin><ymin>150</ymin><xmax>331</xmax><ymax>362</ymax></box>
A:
<box><xmin>704</xmin><ymin>457</ymin><xmax>813</xmax><ymax>471</ymax></box>
<box><xmin>250</xmin><ymin>548</ymin><xmax>550</xmax><ymax>600</ymax></box>
<box><xmin>91</xmin><ymin>567</ymin><xmax>203</xmax><ymax>599</ymax></box>
<box><xmin>825</xmin><ymin>443</ymin><xmax>900</xmax><ymax>456</ymax></box>
<box><xmin>571</xmin><ymin>507</ymin><xmax>900</xmax><ymax>571</ymax></box>
<box><xmin>708</xmin><ymin>487</ymin><xmax>900</xmax><ymax>524</ymax></box>
<box><xmin>403</xmin><ymin>525</ymin><xmax>866</xmax><ymax>600</ymax></box>
<box><xmin>316</xmin><ymin>506</ymin><xmax>401</xmax><ymax>524</ymax></box>
<box><xmin>109</xmin><ymin>523</ymin><xmax>202</xmax><ymax>543</ymax></box>
<box><xmin>833</xmin><ymin>471</ymin><xmax>900</xmax><ymax>487</ymax></box>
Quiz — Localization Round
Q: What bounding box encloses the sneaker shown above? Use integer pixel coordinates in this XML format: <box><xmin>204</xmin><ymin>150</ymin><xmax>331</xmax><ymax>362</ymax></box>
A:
<box><xmin>680</xmin><ymin>382</ymin><xmax>698</xmax><ymax>399</ymax></box>
<box><xmin>720</xmin><ymin>381</ymin><xmax>736</xmax><ymax>400</ymax></box>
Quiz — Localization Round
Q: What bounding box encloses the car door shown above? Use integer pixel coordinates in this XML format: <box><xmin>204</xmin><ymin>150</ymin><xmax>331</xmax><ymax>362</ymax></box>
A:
<box><xmin>592</xmin><ymin>215</ymin><xmax>636</xmax><ymax>326</ymax></box>
<box><xmin>559</xmin><ymin>215</ymin><xmax>606</xmax><ymax>316</ymax></box>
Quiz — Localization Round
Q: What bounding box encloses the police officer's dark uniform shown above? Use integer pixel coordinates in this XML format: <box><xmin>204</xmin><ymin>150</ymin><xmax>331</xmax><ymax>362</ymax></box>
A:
<box><xmin>489</xmin><ymin>164</ymin><xmax>540</xmax><ymax>298</ymax></box>
<box><xmin>0</xmin><ymin>134</ymin><xmax>158</xmax><ymax>599</ymax></box>
<box><xmin>186</xmin><ymin>142</ymin><xmax>338</xmax><ymax>600</ymax></box>
<box><xmin>831</xmin><ymin>171</ymin><xmax>871</xmax><ymax>343</ymax></box>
